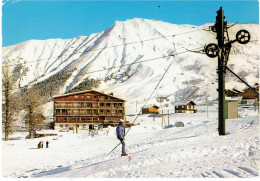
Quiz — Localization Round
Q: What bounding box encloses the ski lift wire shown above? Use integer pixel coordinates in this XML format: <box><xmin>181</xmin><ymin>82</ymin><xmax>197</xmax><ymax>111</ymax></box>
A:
<box><xmin>107</xmin><ymin>55</ymin><xmax>176</xmax><ymax>156</ymax></box>
<box><xmin>5</xmin><ymin>46</ymin><xmax>205</xmax><ymax>92</ymax></box>
<box><xmin>2</xmin><ymin>28</ymin><xmax>208</xmax><ymax>68</ymax></box>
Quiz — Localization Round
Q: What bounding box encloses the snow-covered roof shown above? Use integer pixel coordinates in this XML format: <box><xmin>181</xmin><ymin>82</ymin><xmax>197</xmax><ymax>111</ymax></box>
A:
<box><xmin>36</xmin><ymin>130</ymin><xmax>59</xmax><ymax>134</ymax></box>
<box><xmin>172</xmin><ymin>101</ymin><xmax>196</xmax><ymax>106</ymax></box>
<box><xmin>52</xmin><ymin>90</ymin><xmax>126</xmax><ymax>101</ymax></box>
<box><xmin>225</xmin><ymin>97</ymin><xmax>239</xmax><ymax>101</ymax></box>
<box><xmin>142</xmin><ymin>104</ymin><xmax>159</xmax><ymax>109</ymax></box>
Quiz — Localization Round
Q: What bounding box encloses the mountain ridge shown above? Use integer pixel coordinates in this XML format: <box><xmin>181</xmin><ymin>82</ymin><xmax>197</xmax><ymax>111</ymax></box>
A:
<box><xmin>2</xmin><ymin>18</ymin><xmax>259</xmax><ymax>114</ymax></box>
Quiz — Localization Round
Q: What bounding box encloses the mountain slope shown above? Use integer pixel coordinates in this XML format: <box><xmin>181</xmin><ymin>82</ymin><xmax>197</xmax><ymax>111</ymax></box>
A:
<box><xmin>2</xmin><ymin>18</ymin><xmax>259</xmax><ymax>114</ymax></box>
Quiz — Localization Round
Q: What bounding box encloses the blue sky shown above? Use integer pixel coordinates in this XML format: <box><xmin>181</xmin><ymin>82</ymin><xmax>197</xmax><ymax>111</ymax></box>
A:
<box><xmin>2</xmin><ymin>0</ymin><xmax>259</xmax><ymax>47</ymax></box>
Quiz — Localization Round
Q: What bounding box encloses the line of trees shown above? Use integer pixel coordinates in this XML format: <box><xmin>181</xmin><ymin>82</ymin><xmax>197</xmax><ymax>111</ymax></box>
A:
<box><xmin>2</xmin><ymin>58</ymin><xmax>45</xmax><ymax>141</ymax></box>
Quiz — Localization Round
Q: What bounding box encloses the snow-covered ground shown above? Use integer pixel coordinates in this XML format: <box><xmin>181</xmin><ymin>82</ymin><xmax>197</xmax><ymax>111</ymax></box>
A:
<box><xmin>2</xmin><ymin>105</ymin><xmax>259</xmax><ymax>178</ymax></box>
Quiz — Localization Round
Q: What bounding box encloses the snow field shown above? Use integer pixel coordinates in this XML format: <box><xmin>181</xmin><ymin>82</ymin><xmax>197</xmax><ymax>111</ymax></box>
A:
<box><xmin>2</xmin><ymin>105</ymin><xmax>259</xmax><ymax>178</ymax></box>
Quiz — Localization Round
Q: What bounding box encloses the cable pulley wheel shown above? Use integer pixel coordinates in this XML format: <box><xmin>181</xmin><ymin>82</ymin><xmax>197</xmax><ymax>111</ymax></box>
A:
<box><xmin>236</xmin><ymin>30</ymin><xmax>250</xmax><ymax>44</ymax></box>
<box><xmin>205</xmin><ymin>43</ymin><xmax>219</xmax><ymax>58</ymax></box>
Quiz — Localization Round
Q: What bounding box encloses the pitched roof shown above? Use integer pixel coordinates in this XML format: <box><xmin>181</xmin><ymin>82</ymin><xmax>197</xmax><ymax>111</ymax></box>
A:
<box><xmin>142</xmin><ymin>104</ymin><xmax>159</xmax><ymax>109</ymax></box>
<box><xmin>53</xmin><ymin>90</ymin><xmax>126</xmax><ymax>101</ymax></box>
<box><xmin>173</xmin><ymin>101</ymin><xmax>196</xmax><ymax>106</ymax></box>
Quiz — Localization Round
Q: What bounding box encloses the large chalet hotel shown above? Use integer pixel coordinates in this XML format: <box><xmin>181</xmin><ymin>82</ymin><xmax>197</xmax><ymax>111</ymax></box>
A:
<box><xmin>53</xmin><ymin>90</ymin><xmax>126</xmax><ymax>130</ymax></box>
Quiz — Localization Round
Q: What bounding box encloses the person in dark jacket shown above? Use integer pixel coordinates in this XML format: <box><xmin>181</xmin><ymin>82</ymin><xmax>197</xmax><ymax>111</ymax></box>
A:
<box><xmin>116</xmin><ymin>119</ymin><xmax>128</xmax><ymax>156</ymax></box>
<box><xmin>46</xmin><ymin>141</ymin><xmax>49</xmax><ymax>148</ymax></box>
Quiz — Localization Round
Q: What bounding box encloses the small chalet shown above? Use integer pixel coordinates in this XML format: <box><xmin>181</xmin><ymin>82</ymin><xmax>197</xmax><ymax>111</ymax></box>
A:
<box><xmin>175</xmin><ymin>101</ymin><xmax>197</xmax><ymax>113</ymax></box>
<box><xmin>142</xmin><ymin>105</ymin><xmax>159</xmax><ymax>114</ymax></box>
<box><xmin>225</xmin><ymin>89</ymin><xmax>242</xmax><ymax>97</ymax></box>
<box><xmin>241</xmin><ymin>85</ymin><xmax>259</xmax><ymax>104</ymax></box>
<box><xmin>53</xmin><ymin>90</ymin><xmax>127</xmax><ymax>130</ymax></box>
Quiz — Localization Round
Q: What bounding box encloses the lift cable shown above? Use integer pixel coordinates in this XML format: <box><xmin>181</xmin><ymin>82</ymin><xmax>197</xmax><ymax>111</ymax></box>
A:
<box><xmin>107</xmin><ymin>53</ymin><xmax>177</xmax><ymax>156</ymax></box>
<box><xmin>2</xmin><ymin>28</ymin><xmax>207</xmax><ymax>68</ymax></box>
<box><xmin>3</xmin><ymin>46</ymin><xmax>204</xmax><ymax>92</ymax></box>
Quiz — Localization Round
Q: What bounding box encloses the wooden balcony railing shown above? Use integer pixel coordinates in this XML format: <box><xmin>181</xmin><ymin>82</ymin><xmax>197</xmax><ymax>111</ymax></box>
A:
<box><xmin>55</xmin><ymin>112</ymin><xmax>124</xmax><ymax>116</ymax></box>
<box><xmin>55</xmin><ymin>105</ymin><xmax>124</xmax><ymax>109</ymax></box>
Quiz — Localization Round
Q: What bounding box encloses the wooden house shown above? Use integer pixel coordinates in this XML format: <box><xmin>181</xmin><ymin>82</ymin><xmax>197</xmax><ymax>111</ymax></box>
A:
<box><xmin>53</xmin><ymin>90</ymin><xmax>127</xmax><ymax>130</ymax></box>
<box><xmin>225</xmin><ymin>89</ymin><xmax>242</xmax><ymax>97</ymax></box>
<box><xmin>142</xmin><ymin>105</ymin><xmax>159</xmax><ymax>114</ymax></box>
<box><xmin>241</xmin><ymin>85</ymin><xmax>259</xmax><ymax>104</ymax></box>
<box><xmin>175</xmin><ymin>101</ymin><xmax>197</xmax><ymax>113</ymax></box>
<box><xmin>242</xmin><ymin>86</ymin><xmax>259</xmax><ymax>99</ymax></box>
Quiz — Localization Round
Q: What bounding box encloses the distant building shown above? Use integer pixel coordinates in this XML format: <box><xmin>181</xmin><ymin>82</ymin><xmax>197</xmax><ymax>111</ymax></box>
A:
<box><xmin>225</xmin><ymin>89</ymin><xmax>242</xmax><ymax>97</ymax></box>
<box><xmin>241</xmin><ymin>85</ymin><xmax>259</xmax><ymax>104</ymax></box>
<box><xmin>142</xmin><ymin>105</ymin><xmax>159</xmax><ymax>114</ymax></box>
<box><xmin>53</xmin><ymin>90</ymin><xmax>127</xmax><ymax>130</ymax></box>
<box><xmin>175</xmin><ymin>101</ymin><xmax>197</xmax><ymax>113</ymax></box>
<box><xmin>242</xmin><ymin>86</ymin><xmax>259</xmax><ymax>99</ymax></box>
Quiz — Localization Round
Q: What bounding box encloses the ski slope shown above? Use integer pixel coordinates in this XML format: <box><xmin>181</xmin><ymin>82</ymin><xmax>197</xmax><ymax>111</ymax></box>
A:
<box><xmin>2</xmin><ymin>105</ymin><xmax>259</xmax><ymax>178</ymax></box>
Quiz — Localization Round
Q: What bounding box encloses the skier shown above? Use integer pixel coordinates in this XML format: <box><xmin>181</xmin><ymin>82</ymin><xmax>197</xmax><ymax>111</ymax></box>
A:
<box><xmin>46</xmin><ymin>141</ymin><xmax>49</xmax><ymax>148</ymax></box>
<box><xmin>116</xmin><ymin>119</ymin><xmax>128</xmax><ymax>156</ymax></box>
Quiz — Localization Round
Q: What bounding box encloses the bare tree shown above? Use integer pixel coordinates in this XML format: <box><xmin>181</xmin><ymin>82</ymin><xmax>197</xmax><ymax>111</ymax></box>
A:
<box><xmin>20</xmin><ymin>88</ymin><xmax>45</xmax><ymax>139</ymax></box>
<box><xmin>2</xmin><ymin>62</ymin><xmax>15</xmax><ymax>141</ymax></box>
<box><xmin>2</xmin><ymin>60</ymin><xmax>29</xmax><ymax>140</ymax></box>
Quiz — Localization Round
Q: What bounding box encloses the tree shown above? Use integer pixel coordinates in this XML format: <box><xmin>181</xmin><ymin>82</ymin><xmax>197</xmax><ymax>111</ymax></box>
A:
<box><xmin>2</xmin><ymin>62</ymin><xmax>15</xmax><ymax>141</ymax></box>
<box><xmin>2</xmin><ymin>60</ymin><xmax>28</xmax><ymax>141</ymax></box>
<box><xmin>20</xmin><ymin>88</ymin><xmax>45</xmax><ymax>139</ymax></box>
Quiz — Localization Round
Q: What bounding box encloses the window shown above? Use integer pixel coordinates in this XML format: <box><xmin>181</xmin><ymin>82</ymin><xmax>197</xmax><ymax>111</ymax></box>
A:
<box><xmin>73</xmin><ymin>110</ymin><xmax>79</xmax><ymax>114</ymax></box>
<box><xmin>60</xmin><ymin>124</ymin><xmax>63</xmax><ymax>128</ymax></box>
<box><xmin>73</xmin><ymin>103</ymin><xmax>79</xmax><ymax>107</ymax></box>
<box><xmin>82</xmin><ymin>95</ymin><xmax>85</xmax><ymax>98</ymax></box>
<box><xmin>75</xmin><ymin>95</ymin><xmax>79</xmax><ymax>98</ymax></box>
<box><xmin>87</xmin><ymin>95</ymin><xmax>92</xmax><ymax>98</ymax></box>
<box><xmin>65</xmin><ymin>124</ymin><xmax>69</xmax><ymax>127</ymax></box>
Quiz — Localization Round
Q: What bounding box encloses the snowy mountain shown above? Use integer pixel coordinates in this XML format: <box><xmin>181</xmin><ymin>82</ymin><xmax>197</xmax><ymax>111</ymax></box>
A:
<box><xmin>2</xmin><ymin>18</ymin><xmax>259</xmax><ymax>114</ymax></box>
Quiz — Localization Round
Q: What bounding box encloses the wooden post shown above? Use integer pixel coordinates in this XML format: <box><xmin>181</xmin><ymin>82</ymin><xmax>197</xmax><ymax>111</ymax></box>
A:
<box><xmin>73</xmin><ymin>119</ymin><xmax>75</xmax><ymax>134</ymax></box>
<box><xmin>76</xmin><ymin>117</ymin><xmax>78</xmax><ymax>134</ymax></box>
<box><xmin>162</xmin><ymin>110</ymin><xmax>164</xmax><ymax>128</ymax></box>
<box><xmin>168</xmin><ymin>109</ymin><xmax>169</xmax><ymax>125</ymax></box>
